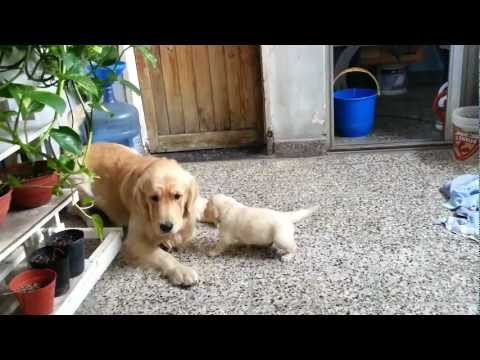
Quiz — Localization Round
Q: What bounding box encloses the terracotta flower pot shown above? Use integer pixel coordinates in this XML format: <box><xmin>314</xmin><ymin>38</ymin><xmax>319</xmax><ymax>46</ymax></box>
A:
<box><xmin>9</xmin><ymin>268</ymin><xmax>56</xmax><ymax>315</ymax></box>
<box><xmin>0</xmin><ymin>186</ymin><xmax>12</xmax><ymax>225</ymax></box>
<box><xmin>5</xmin><ymin>161</ymin><xmax>59</xmax><ymax>209</ymax></box>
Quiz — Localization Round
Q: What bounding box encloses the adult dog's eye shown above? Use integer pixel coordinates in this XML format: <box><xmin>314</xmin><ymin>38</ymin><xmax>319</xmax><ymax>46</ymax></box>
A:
<box><xmin>150</xmin><ymin>195</ymin><xmax>159</xmax><ymax>202</ymax></box>
<box><xmin>174</xmin><ymin>194</ymin><xmax>182</xmax><ymax>200</ymax></box>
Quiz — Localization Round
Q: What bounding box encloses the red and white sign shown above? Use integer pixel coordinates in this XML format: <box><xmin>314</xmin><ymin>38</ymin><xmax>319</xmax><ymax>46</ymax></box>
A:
<box><xmin>453</xmin><ymin>127</ymin><xmax>479</xmax><ymax>161</ymax></box>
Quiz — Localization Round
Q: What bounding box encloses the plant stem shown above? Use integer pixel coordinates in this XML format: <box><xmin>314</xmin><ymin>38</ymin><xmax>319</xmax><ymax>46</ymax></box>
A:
<box><xmin>13</xmin><ymin>105</ymin><xmax>21</xmax><ymax>133</ymax></box>
<box><xmin>0</xmin><ymin>136</ymin><xmax>15</xmax><ymax>144</ymax></box>
<box><xmin>71</xmin><ymin>83</ymin><xmax>93</xmax><ymax>165</ymax></box>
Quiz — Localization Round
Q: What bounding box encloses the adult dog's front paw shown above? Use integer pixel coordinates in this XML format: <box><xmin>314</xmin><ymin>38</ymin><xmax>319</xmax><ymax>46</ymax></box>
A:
<box><xmin>167</xmin><ymin>264</ymin><xmax>199</xmax><ymax>286</ymax></box>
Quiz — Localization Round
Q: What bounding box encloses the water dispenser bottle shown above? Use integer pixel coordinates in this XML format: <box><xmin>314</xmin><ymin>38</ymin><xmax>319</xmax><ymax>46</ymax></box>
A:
<box><xmin>86</xmin><ymin>61</ymin><xmax>144</xmax><ymax>154</ymax></box>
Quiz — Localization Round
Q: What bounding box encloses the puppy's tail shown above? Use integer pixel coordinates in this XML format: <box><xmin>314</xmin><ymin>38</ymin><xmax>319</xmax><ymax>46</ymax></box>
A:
<box><xmin>283</xmin><ymin>205</ymin><xmax>319</xmax><ymax>223</ymax></box>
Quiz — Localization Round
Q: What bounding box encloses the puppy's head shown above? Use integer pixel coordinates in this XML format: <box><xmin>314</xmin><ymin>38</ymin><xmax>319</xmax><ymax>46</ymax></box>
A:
<box><xmin>133</xmin><ymin>159</ymin><xmax>198</xmax><ymax>236</ymax></box>
<box><xmin>203</xmin><ymin>194</ymin><xmax>236</xmax><ymax>224</ymax></box>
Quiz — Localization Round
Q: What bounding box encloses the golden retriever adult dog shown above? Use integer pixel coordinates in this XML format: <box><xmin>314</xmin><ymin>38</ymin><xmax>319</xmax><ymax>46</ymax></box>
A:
<box><xmin>81</xmin><ymin>143</ymin><xmax>200</xmax><ymax>286</ymax></box>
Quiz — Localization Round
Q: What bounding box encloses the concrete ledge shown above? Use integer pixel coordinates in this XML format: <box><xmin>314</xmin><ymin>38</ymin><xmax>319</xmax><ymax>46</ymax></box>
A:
<box><xmin>151</xmin><ymin>140</ymin><xmax>329</xmax><ymax>163</ymax></box>
<box><xmin>273</xmin><ymin>139</ymin><xmax>329</xmax><ymax>157</ymax></box>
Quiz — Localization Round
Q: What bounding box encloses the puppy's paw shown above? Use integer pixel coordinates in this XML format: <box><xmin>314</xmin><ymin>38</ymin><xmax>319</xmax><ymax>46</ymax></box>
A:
<box><xmin>207</xmin><ymin>244</ymin><xmax>226</xmax><ymax>257</ymax></box>
<box><xmin>207</xmin><ymin>250</ymin><xmax>221</xmax><ymax>257</ymax></box>
<box><xmin>280</xmin><ymin>253</ymin><xmax>295</xmax><ymax>262</ymax></box>
<box><xmin>167</xmin><ymin>264</ymin><xmax>199</xmax><ymax>287</ymax></box>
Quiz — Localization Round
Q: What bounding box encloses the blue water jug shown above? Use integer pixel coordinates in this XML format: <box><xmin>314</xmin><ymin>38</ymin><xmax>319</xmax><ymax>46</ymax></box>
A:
<box><xmin>86</xmin><ymin>62</ymin><xmax>144</xmax><ymax>154</ymax></box>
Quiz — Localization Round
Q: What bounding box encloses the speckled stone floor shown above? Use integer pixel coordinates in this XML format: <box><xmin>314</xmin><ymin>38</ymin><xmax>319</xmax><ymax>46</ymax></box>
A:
<box><xmin>76</xmin><ymin>149</ymin><xmax>479</xmax><ymax>315</ymax></box>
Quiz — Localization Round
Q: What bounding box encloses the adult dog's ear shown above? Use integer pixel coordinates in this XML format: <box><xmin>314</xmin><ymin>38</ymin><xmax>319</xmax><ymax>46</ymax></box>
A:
<box><xmin>133</xmin><ymin>176</ymin><xmax>151</xmax><ymax>221</ymax></box>
<box><xmin>184</xmin><ymin>178</ymin><xmax>199</xmax><ymax>218</ymax></box>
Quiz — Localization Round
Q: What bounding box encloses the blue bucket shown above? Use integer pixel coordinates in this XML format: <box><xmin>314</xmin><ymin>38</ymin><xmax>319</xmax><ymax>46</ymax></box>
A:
<box><xmin>333</xmin><ymin>67</ymin><xmax>380</xmax><ymax>137</ymax></box>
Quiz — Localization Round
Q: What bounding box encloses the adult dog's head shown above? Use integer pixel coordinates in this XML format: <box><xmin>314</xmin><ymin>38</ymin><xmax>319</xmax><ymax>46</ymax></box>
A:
<box><xmin>132</xmin><ymin>158</ymin><xmax>198</xmax><ymax>237</ymax></box>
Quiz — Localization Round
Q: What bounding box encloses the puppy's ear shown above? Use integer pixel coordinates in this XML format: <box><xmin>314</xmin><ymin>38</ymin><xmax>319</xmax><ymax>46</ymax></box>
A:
<box><xmin>211</xmin><ymin>201</ymin><xmax>220</xmax><ymax>221</ymax></box>
<box><xmin>184</xmin><ymin>178</ymin><xmax>199</xmax><ymax>218</ymax></box>
<box><xmin>205</xmin><ymin>197</ymin><xmax>220</xmax><ymax>223</ymax></box>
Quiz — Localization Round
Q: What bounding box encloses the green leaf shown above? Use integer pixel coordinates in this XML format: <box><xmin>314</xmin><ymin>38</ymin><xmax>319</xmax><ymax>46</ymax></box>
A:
<box><xmin>47</xmin><ymin>158</ymin><xmax>59</xmax><ymax>171</ymax></box>
<box><xmin>29</xmin><ymin>91</ymin><xmax>66</xmax><ymax>115</ymax></box>
<box><xmin>93</xmin><ymin>103</ymin><xmax>113</xmax><ymax>116</ymax></box>
<box><xmin>96</xmin><ymin>46</ymin><xmax>119</xmax><ymax>67</ymax></box>
<box><xmin>48</xmin><ymin>46</ymin><xmax>63</xmax><ymax>57</ymax></box>
<box><xmin>77</xmin><ymin>77</ymin><xmax>100</xmax><ymax>97</ymax></box>
<box><xmin>64</xmin><ymin>74</ymin><xmax>99</xmax><ymax>97</ymax></box>
<box><xmin>20</xmin><ymin>100</ymin><xmax>45</xmax><ymax>120</ymax></box>
<box><xmin>0</xmin><ymin>111</ymin><xmax>17</xmax><ymax>122</ymax></box>
<box><xmin>56</xmin><ymin>154</ymin><xmax>76</xmax><ymax>172</ymax></box>
<box><xmin>79</xmin><ymin>196</ymin><xmax>95</xmax><ymax>208</ymax></box>
<box><xmin>119</xmin><ymin>79</ymin><xmax>141</xmax><ymax>96</ymax></box>
<box><xmin>19</xmin><ymin>96</ymin><xmax>32</xmax><ymax>120</ymax></box>
<box><xmin>8</xmin><ymin>84</ymin><xmax>34</xmax><ymax>102</ymax></box>
<box><xmin>0</xmin><ymin>85</ymin><xmax>14</xmax><ymax>98</ymax></box>
<box><xmin>50</xmin><ymin>126</ymin><xmax>82</xmax><ymax>155</ymax></box>
<box><xmin>91</xmin><ymin>213</ymin><xmax>105</xmax><ymax>241</ymax></box>
<box><xmin>6</xmin><ymin>174</ymin><xmax>21</xmax><ymax>188</ymax></box>
<box><xmin>27</xmin><ymin>101</ymin><xmax>45</xmax><ymax>114</ymax></box>
<box><xmin>63</xmin><ymin>52</ymin><xmax>78</xmax><ymax>72</ymax></box>
<box><xmin>106</xmin><ymin>71</ymin><xmax>116</xmax><ymax>83</ymax></box>
<box><xmin>19</xmin><ymin>143</ymin><xmax>38</xmax><ymax>162</ymax></box>
<box><xmin>134</xmin><ymin>46</ymin><xmax>157</xmax><ymax>66</ymax></box>
<box><xmin>52</xmin><ymin>184</ymin><xmax>64</xmax><ymax>196</ymax></box>
<box><xmin>84</xmin><ymin>45</ymin><xmax>104</xmax><ymax>61</ymax></box>
<box><xmin>9</xmin><ymin>87</ymin><xmax>24</xmax><ymax>104</ymax></box>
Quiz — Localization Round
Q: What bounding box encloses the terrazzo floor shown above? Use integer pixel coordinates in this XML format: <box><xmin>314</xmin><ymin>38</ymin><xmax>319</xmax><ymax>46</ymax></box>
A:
<box><xmin>76</xmin><ymin>149</ymin><xmax>479</xmax><ymax>315</ymax></box>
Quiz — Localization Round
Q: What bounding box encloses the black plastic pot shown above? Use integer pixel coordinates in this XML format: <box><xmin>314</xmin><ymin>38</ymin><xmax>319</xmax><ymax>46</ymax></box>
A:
<box><xmin>50</xmin><ymin>230</ymin><xmax>85</xmax><ymax>278</ymax></box>
<box><xmin>28</xmin><ymin>246</ymin><xmax>70</xmax><ymax>297</ymax></box>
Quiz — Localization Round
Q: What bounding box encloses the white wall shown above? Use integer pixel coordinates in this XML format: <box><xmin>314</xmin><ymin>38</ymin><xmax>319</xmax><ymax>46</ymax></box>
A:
<box><xmin>262</xmin><ymin>45</ymin><xmax>330</xmax><ymax>144</ymax></box>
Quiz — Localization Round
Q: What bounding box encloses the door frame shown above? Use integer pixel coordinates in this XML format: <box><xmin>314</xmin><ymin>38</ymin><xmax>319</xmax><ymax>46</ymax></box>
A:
<box><xmin>120</xmin><ymin>45</ymin><xmax>150</xmax><ymax>152</ymax></box>
<box><xmin>120</xmin><ymin>45</ymin><xmax>268</xmax><ymax>153</ymax></box>
<box><xmin>327</xmin><ymin>45</ymin><xmax>477</xmax><ymax>150</ymax></box>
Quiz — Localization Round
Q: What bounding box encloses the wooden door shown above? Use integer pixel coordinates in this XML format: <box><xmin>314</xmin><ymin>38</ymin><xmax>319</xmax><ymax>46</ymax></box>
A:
<box><xmin>135</xmin><ymin>45</ymin><xmax>264</xmax><ymax>152</ymax></box>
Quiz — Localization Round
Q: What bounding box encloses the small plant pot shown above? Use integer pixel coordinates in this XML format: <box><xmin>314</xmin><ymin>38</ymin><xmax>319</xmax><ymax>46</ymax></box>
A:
<box><xmin>51</xmin><ymin>229</ymin><xmax>85</xmax><ymax>278</ymax></box>
<box><xmin>9</xmin><ymin>268</ymin><xmax>56</xmax><ymax>315</ymax></box>
<box><xmin>5</xmin><ymin>161</ymin><xmax>59</xmax><ymax>210</ymax></box>
<box><xmin>29</xmin><ymin>246</ymin><xmax>70</xmax><ymax>297</ymax></box>
<box><xmin>0</xmin><ymin>186</ymin><xmax>12</xmax><ymax>225</ymax></box>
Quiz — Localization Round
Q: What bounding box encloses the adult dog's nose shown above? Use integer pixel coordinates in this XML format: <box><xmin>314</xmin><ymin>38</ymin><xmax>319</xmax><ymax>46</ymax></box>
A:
<box><xmin>160</xmin><ymin>222</ymin><xmax>174</xmax><ymax>233</ymax></box>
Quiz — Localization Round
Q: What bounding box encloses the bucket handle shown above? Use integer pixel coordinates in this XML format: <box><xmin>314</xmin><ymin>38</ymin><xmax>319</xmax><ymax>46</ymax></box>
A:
<box><xmin>333</xmin><ymin>67</ymin><xmax>381</xmax><ymax>96</ymax></box>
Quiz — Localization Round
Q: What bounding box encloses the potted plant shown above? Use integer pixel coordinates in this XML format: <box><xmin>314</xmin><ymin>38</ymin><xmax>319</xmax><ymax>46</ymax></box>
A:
<box><xmin>50</xmin><ymin>229</ymin><xmax>85</xmax><ymax>278</ymax></box>
<box><xmin>28</xmin><ymin>245</ymin><xmax>70</xmax><ymax>297</ymax></box>
<box><xmin>8</xmin><ymin>268</ymin><xmax>56</xmax><ymax>315</ymax></box>
<box><xmin>0</xmin><ymin>179</ymin><xmax>12</xmax><ymax>224</ymax></box>
<box><xmin>0</xmin><ymin>45</ymin><xmax>156</xmax><ymax>237</ymax></box>
<box><xmin>5</xmin><ymin>160</ymin><xmax>58</xmax><ymax>209</ymax></box>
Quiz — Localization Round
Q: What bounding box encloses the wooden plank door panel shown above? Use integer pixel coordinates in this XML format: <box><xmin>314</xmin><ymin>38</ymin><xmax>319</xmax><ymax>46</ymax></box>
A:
<box><xmin>208</xmin><ymin>45</ymin><xmax>230</xmax><ymax>131</ymax></box>
<box><xmin>224</xmin><ymin>45</ymin><xmax>246</xmax><ymax>130</ymax></box>
<box><xmin>135</xmin><ymin>45</ymin><xmax>264</xmax><ymax>152</ymax></box>
<box><xmin>159</xmin><ymin>45</ymin><xmax>184</xmax><ymax>134</ymax></box>
<box><xmin>192</xmin><ymin>45</ymin><xmax>216</xmax><ymax>132</ymax></box>
<box><xmin>239</xmin><ymin>46</ymin><xmax>262</xmax><ymax>130</ymax></box>
<box><xmin>176</xmin><ymin>45</ymin><xmax>200</xmax><ymax>133</ymax></box>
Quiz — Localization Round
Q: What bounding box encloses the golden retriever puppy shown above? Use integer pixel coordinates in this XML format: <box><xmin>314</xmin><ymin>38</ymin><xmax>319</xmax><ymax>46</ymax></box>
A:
<box><xmin>195</xmin><ymin>196</ymin><xmax>209</xmax><ymax>223</ymax></box>
<box><xmin>203</xmin><ymin>194</ymin><xmax>318</xmax><ymax>261</ymax></box>
<box><xmin>83</xmin><ymin>143</ymin><xmax>200</xmax><ymax>286</ymax></box>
